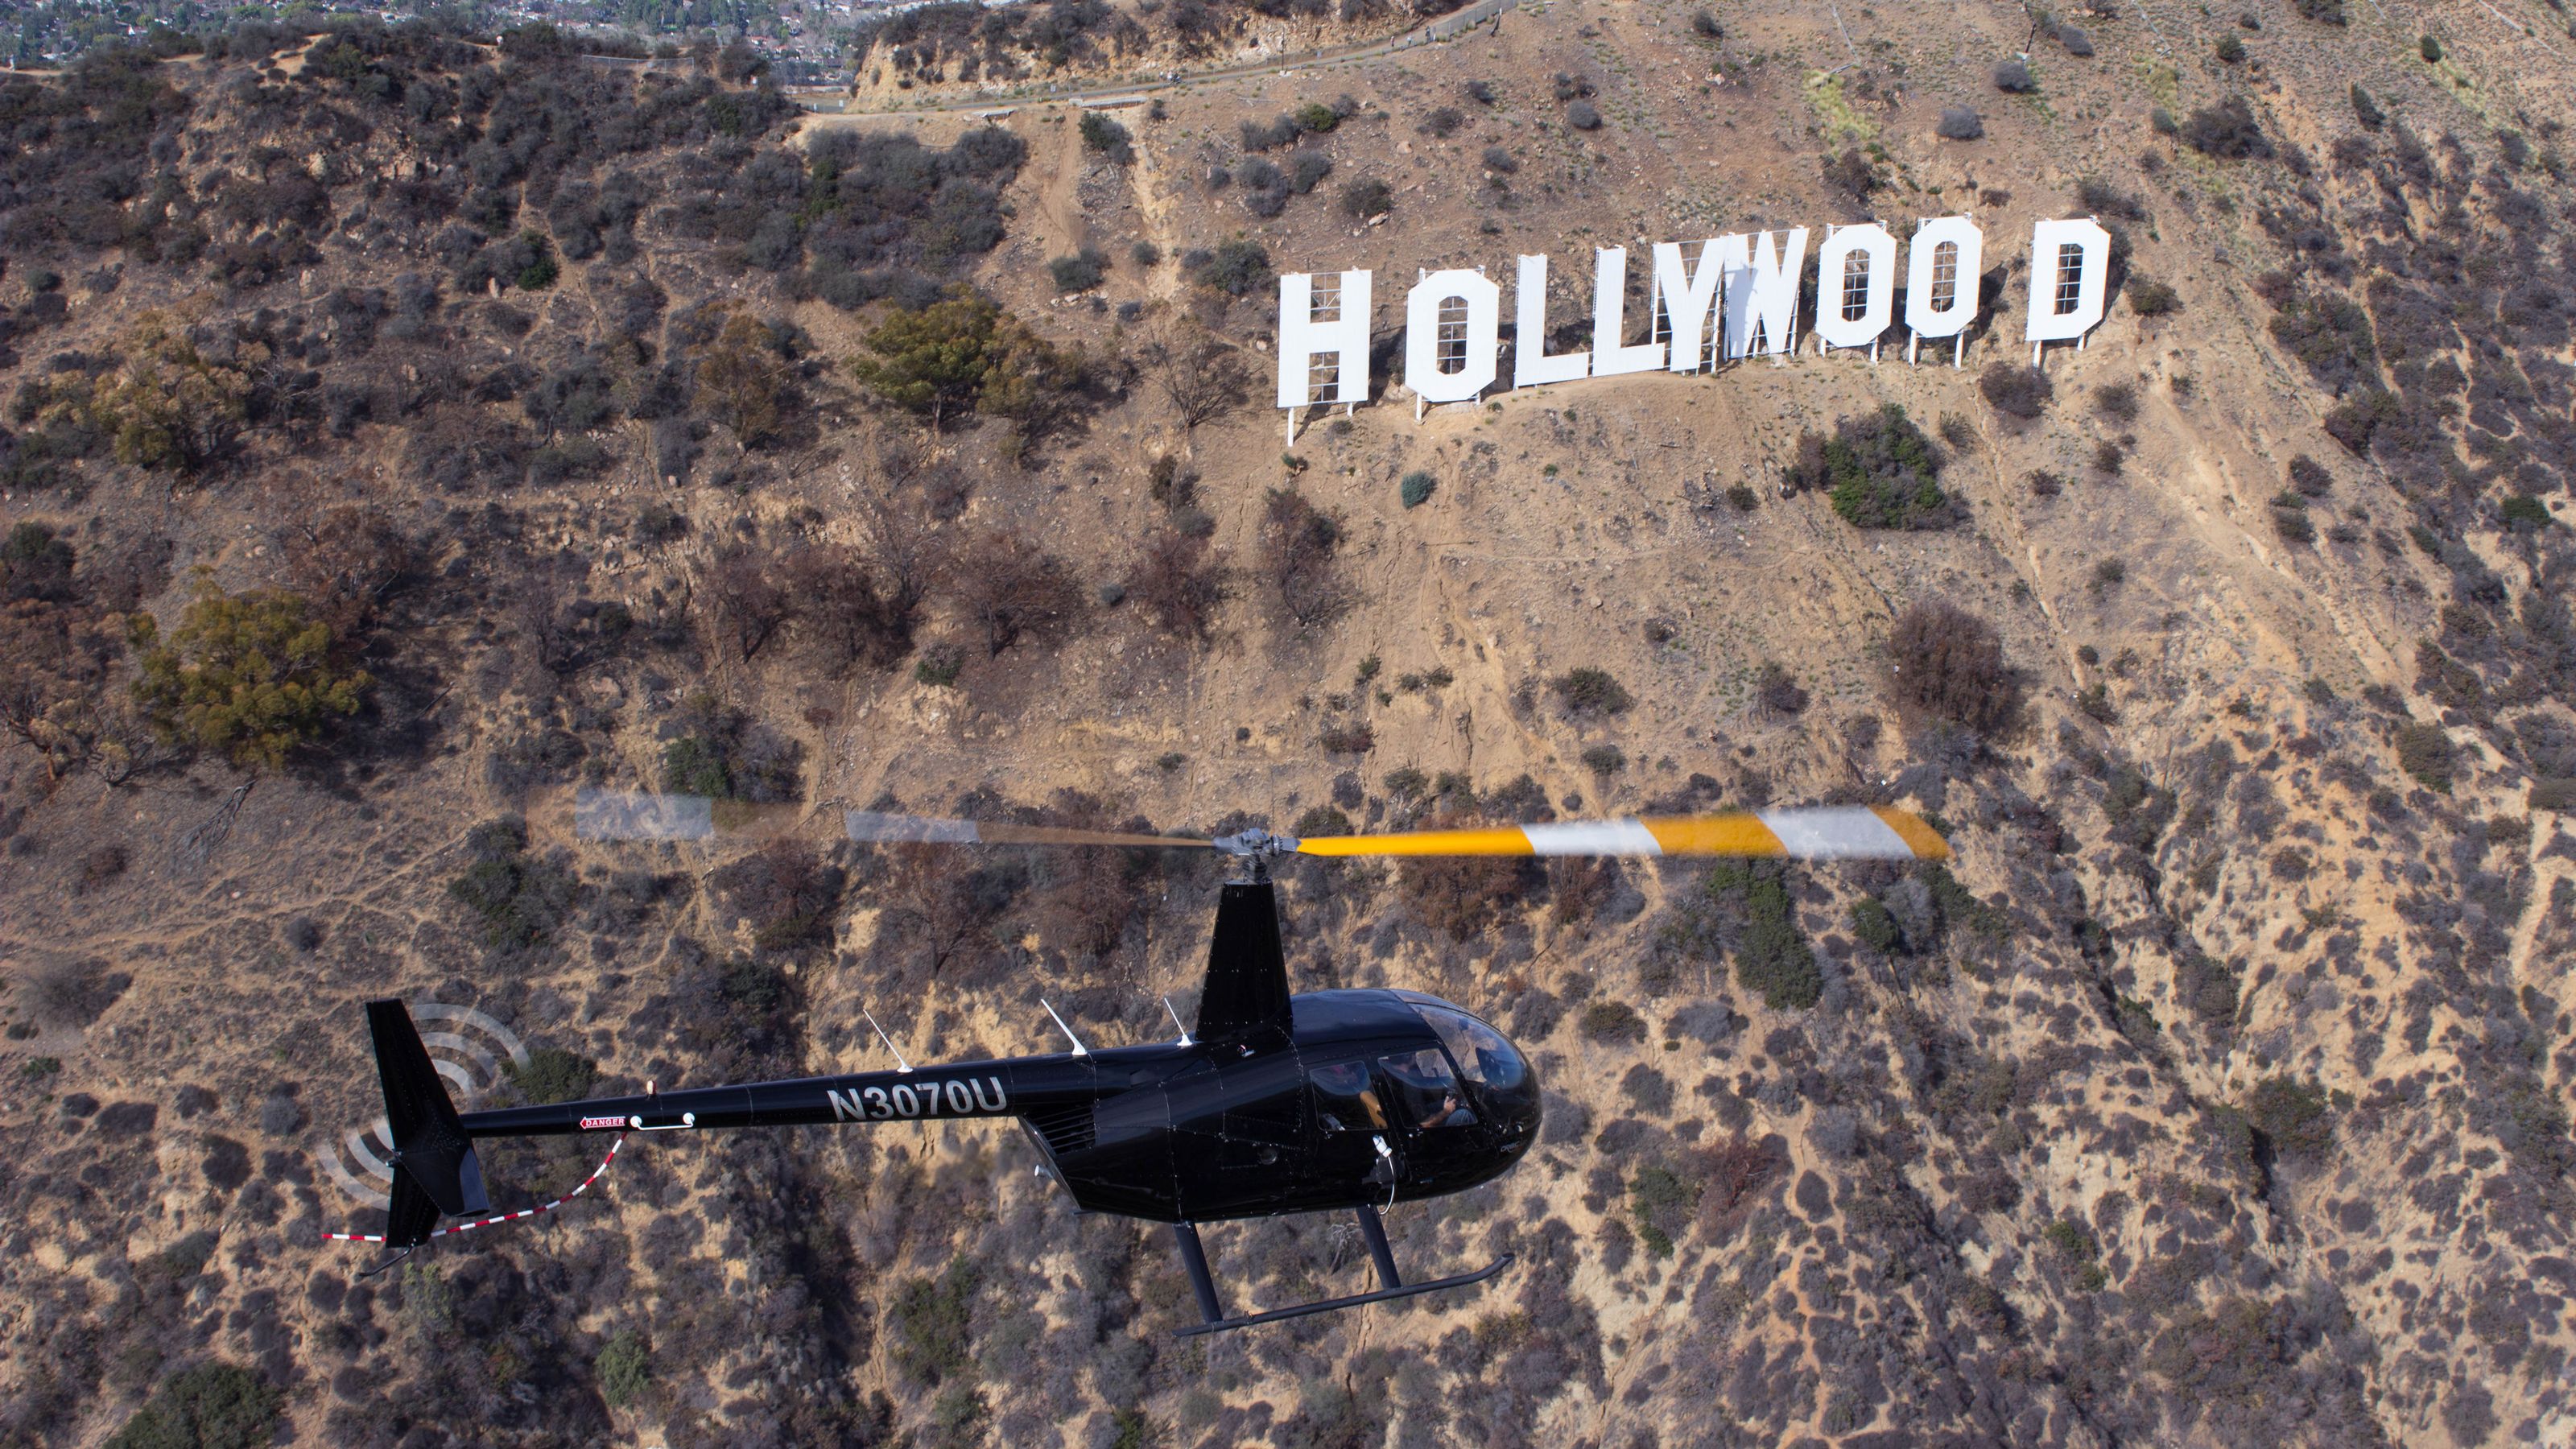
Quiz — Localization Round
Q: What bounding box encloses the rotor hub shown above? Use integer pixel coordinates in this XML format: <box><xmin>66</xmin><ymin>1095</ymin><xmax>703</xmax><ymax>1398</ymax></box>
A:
<box><xmin>1212</xmin><ymin>828</ymin><xmax>1302</xmax><ymax>861</ymax></box>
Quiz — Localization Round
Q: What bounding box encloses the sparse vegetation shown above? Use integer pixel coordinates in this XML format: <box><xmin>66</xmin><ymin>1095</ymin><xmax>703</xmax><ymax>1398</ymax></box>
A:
<box><xmin>1884</xmin><ymin>601</ymin><xmax>2025</xmax><ymax>737</ymax></box>
<box><xmin>1551</xmin><ymin>667</ymin><xmax>1635</xmax><ymax>716</ymax></box>
<box><xmin>2181</xmin><ymin>96</ymin><xmax>2271</xmax><ymax>159</ymax></box>
<box><xmin>104</xmin><ymin>1362</ymin><xmax>279</xmax><ymax>1449</ymax></box>
<box><xmin>1978</xmin><ymin>363</ymin><xmax>2054</xmax><ymax>419</ymax></box>
<box><xmin>2126</xmin><ymin>277</ymin><xmax>2182</xmax><ymax>316</ymax></box>
<box><xmin>1263</xmin><ymin>487</ymin><xmax>1347</xmax><ymax>628</ymax></box>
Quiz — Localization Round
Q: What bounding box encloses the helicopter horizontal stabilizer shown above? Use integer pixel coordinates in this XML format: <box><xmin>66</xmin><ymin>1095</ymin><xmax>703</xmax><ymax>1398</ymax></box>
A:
<box><xmin>366</xmin><ymin>999</ymin><xmax>492</xmax><ymax>1248</ymax></box>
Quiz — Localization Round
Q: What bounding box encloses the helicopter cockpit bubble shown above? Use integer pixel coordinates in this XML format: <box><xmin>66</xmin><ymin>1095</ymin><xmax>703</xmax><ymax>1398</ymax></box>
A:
<box><xmin>1401</xmin><ymin>997</ymin><xmax>1541</xmax><ymax>1140</ymax></box>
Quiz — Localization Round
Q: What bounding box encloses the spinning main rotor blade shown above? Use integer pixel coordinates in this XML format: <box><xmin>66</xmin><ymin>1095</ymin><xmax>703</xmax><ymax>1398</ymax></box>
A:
<box><xmin>572</xmin><ymin>790</ymin><xmax>1945</xmax><ymax>861</ymax></box>
<box><xmin>840</xmin><ymin>811</ymin><xmax>1210</xmax><ymax>851</ymax></box>
<box><xmin>1294</xmin><ymin>807</ymin><xmax>1948</xmax><ymax>861</ymax></box>
<box><xmin>570</xmin><ymin>791</ymin><xmax>1211</xmax><ymax>850</ymax></box>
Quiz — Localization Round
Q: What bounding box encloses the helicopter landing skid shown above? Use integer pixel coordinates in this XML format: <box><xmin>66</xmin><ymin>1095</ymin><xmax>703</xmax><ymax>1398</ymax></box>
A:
<box><xmin>1168</xmin><ymin>1208</ymin><xmax>1516</xmax><ymax>1337</ymax></box>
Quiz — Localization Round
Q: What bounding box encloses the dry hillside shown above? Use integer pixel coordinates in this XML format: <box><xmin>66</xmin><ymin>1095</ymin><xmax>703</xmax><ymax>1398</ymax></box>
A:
<box><xmin>2</xmin><ymin>2</ymin><xmax>2574</xmax><ymax>1447</ymax></box>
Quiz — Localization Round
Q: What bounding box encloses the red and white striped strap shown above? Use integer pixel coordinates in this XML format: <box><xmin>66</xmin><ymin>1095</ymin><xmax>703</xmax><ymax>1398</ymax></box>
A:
<box><xmin>322</xmin><ymin>1133</ymin><xmax>627</xmax><ymax>1245</ymax></box>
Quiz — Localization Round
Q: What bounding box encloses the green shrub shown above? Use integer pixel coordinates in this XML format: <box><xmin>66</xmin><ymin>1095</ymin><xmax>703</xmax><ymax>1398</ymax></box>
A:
<box><xmin>2396</xmin><ymin>721</ymin><xmax>2455</xmax><ymax>791</ymax></box>
<box><xmin>1399</xmin><ymin>471</ymin><xmax>1437</xmax><ymax>509</ymax></box>
<box><xmin>2245</xmin><ymin>1075</ymin><xmax>2333</xmax><ymax>1158</ymax></box>
<box><xmin>1794</xmin><ymin>405</ymin><xmax>1956</xmax><ymax>530</ymax></box>
<box><xmin>1579</xmin><ymin>743</ymin><xmax>1627</xmax><ymax>774</ymax></box>
<box><xmin>447</xmin><ymin>819</ymin><xmax>580</xmax><ymax>954</ymax></box>
<box><xmin>37</xmin><ymin>312</ymin><xmax>252</xmax><ymax>474</ymax></box>
<box><xmin>1186</xmin><ymin>239</ymin><xmax>1274</xmax><ymax>297</ymax></box>
<box><xmin>1631</xmin><ymin>1163</ymin><xmax>1699</xmax><ymax>1256</ymax></box>
<box><xmin>1294</xmin><ymin>101</ymin><xmax>1340</xmax><ymax>133</ymax></box>
<box><xmin>2500</xmin><ymin>495</ymin><xmax>2552</xmax><ymax>532</ymax></box>
<box><xmin>507</xmin><ymin>1046</ymin><xmax>599</xmax><ymax>1104</ymax></box>
<box><xmin>130</xmin><ymin>576</ymin><xmax>370</xmax><ymax>770</ymax></box>
<box><xmin>1078</xmin><ymin>109</ymin><xmax>1133</xmax><ymax>163</ymax></box>
<box><xmin>2418</xmin><ymin>34</ymin><xmax>2442</xmax><ymax>63</ymax></box>
<box><xmin>890</xmin><ymin>1257</ymin><xmax>984</xmax><ymax>1385</ymax></box>
<box><xmin>1850</xmin><ymin>898</ymin><xmax>1902</xmax><ymax>953</ymax></box>
<box><xmin>514</xmin><ymin>229</ymin><xmax>559</xmax><ymax>290</ymax></box>
<box><xmin>1721</xmin><ymin>861</ymin><xmax>1818</xmax><ymax>1009</ymax></box>
<box><xmin>597</xmin><ymin>1329</ymin><xmax>652</xmax><ymax>1408</ymax></box>
<box><xmin>1551</xmin><ymin>667</ymin><xmax>1634</xmax><ymax>715</ymax></box>
<box><xmin>105</xmin><ymin>1362</ymin><xmax>279</xmax><ymax>1449</ymax></box>
<box><xmin>1048</xmin><ymin>247</ymin><xmax>1107</xmax><ymax>293</ymax></box>
<box><xmin>1579</xmin><ymin>999</ymin><xmax>1647</xmax><ymax>1042</ymax></box>
<box><xmin>2126</xmin><ymin>277</ymin><xmax>2182</xmax><ymax>316</ymax></box>
<box><xmin>914</xmin><ymin>649</ymin><xmax>964</xmax><ymax>687</ymax></box>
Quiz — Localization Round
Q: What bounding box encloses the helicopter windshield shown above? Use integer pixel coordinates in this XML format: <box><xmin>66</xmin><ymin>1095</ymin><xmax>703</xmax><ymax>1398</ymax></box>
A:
<box><xmin>1377</xmin><ymin>1047</ymin><xmax>1476</xmax><ymax>1129</ymax></box>
<box><xmin>1410</xmin><ymin>1003</ymin><xmax>1528</xmax><ymax>1093</ymax></box>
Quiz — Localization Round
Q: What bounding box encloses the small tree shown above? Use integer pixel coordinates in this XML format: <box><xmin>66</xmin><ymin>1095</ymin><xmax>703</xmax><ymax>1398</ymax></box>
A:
<box><xmin>947</xmin><ymin>533</ymin><xmax>1083</xmax><ymax>654</ymax></box>
<box><xmin>851</xmin><ymin>291</ymin><xmax>1058</xmax><ymax>435</ymax></box>
<box><xmin>130</xmin><ymin>574</ymin><xmax>370</xmax><ymax>770</ymax></box>
<box><xmin>1126</xmin><ymin>529</ymin><xmax>1226</xmax><ymax>641</ymax></box>
<box><xmin>1140</xmin><ymin>323</ymin><xmax>1249</xmax><ymax>432</ymax></box>
<box><xmin>780</xmin><ymin>543</ymin><xmax>914</xmax><ymax>672</ymax></box>
<box><xmin>696</xmin><ymin>312</ymin><xmax>795</xmax><ymax>448</ymax></box>
<box><xmin>700</xmin><ymin>546</ymin><xmax>792</xmax><ymax>662</ymax></box>
<box><xmin>48</xmin><ymin>312</ymin><xmax>255</xmax><ymax>474</ymax></box>
<box><xmin>1883</xmin><ymin>600</ymin><xmax>2024</xmax><ymax>738</ymax></box>
<box><xmin>1979</xmin><ymin>362</ymin><xmax>2054</xmax><ymax>419</ymax></box>
<box><xmin>1263</xmin><ymin>488</ymin><xmax>1345</xmax><ymax>628</ymax></box>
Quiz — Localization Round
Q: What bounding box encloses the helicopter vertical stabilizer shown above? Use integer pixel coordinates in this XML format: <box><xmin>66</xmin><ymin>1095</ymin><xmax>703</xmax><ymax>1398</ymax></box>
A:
<box><xmin>366</xmin><ymin>999</ymin><xmax>492</xmax><ymax>1247</ymax></box>
<box><xmin>1193</xmin><ymin>881</ymin><xmax>1292</xmax><ymax>1042</ymax></box>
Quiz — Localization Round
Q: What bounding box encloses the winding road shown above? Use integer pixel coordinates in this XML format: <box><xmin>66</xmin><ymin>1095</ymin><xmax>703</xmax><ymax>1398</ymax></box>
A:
<box><xmin>797</xmin><ymin>0</ymin><xmax>1522</xmax><ymax>122</ymax></box>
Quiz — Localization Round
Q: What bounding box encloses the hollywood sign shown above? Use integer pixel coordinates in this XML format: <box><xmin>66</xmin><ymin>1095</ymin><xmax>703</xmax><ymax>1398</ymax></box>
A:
<box><xmin>1274</xmin><ymin>216</ymin><xmax>2112</xmax><ymax>419</ymax></box>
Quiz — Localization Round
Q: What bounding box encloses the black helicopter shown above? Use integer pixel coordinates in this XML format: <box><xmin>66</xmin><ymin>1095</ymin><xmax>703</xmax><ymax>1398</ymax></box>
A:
<box><xmin>353</xmin><ymin>798</ymin><xmax>1948</xmax><ymax>1334</ymax></box>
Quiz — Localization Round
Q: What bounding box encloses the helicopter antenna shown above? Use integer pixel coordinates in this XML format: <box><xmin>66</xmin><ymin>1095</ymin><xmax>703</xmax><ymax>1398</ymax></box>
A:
<box><xmin>863</xmin><ymin>1011</ymin><xmax>912</xmax><ymax>1073</ymax></box>
<box><xmin>1039</xmin><ymin>998</ymin><xmax>1090</xmax><ymax>1057</ymax></box>
<box><xmin>1162</xmin><ymin>995</ymin><xmax>1194</xmax><ymax>1047</ymax></box>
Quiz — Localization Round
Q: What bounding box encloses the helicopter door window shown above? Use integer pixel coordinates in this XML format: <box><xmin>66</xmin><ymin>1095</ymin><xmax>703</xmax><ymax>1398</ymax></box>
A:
<box><xmin>1377</xmin><ymin>1048</ymin><xmax>1475</xmax><ymax>1130</ymax></box>
<box><xmin>1308</xmin><ymin>1059</ymin><xmax>1387</xmax><ymax>1133</ymax></box>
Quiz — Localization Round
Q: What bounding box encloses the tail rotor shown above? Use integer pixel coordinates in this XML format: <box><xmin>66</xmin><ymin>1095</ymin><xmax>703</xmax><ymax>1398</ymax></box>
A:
<box><xmin>365</xmin><ymin>999</ymin><xmax>492</xmax><ymax>1249</ymax></box>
